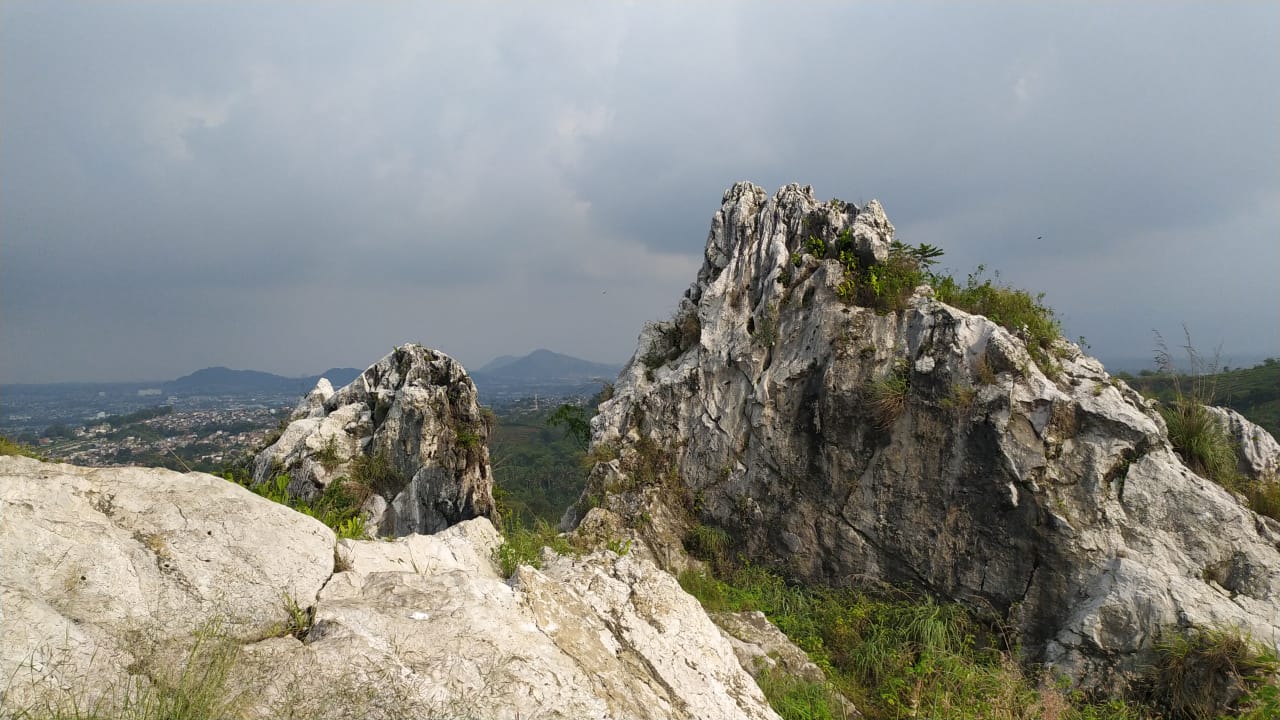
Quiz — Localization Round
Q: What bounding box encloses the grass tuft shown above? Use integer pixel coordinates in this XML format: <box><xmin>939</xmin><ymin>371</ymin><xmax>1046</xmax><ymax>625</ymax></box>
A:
<box><xmin>678</xmin><ymin>565</ymin><xmax>1147</xmax><ymax>720</ymax></box>
<box><xmin>866</xmin><ymin>363</ymin><xmax>910</xmax><ymax>431</ymax></box>
<box><xmin>1139</xmin><ymin>626</ymin><xmax>1279</xmax><ymax>720</ymax></box>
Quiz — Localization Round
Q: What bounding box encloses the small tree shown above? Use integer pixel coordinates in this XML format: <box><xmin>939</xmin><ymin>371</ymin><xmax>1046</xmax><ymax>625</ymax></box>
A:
<box><xmin>548</xmin><ymin>404</ymin><xmax>591</xmax><ymax>450</ymax></box>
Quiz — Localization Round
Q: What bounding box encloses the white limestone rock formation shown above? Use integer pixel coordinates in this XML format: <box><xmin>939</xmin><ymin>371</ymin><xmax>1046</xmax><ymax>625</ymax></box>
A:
<box><xmin>569</xmin><ymin>181</ymin><xmax>1280</xmax><ymax>690</ymax></box>
<box><xmin>252</xmin><ymin>343</ymin><xmax>495</xmax><ymax>536</ymax></box>
<box><xmin>0</xmin><ymin>455</ymin><xmax>783</xmax><ymax>720</ymax></box>
<box><xmin>0</xmin><ymin>456</ymin><xmax>335</xmax><ymax>710</ymax></box>
<box><xmin>1206</xmin><ymin>405</ymin><xmax>1280</xmax><ymax>480</ymax></box>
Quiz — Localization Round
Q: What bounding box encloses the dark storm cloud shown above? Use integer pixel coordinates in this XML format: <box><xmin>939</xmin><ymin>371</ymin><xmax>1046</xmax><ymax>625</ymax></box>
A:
<box><xmin>1</xmin><ymin>1</ymin><xmax>1276</xmax><ymax>383</ymax></box>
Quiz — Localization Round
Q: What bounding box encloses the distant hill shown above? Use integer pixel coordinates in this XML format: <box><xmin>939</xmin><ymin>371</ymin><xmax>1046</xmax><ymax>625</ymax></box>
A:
<box><xmin>470</xmin><ymin>350</ymin><xmax>622</xmax><ymax>403</ymax></box>
<box><xmin>164</xmin><ymin>366</ymin><xmax>362</xmax><ymax>396</ymax></box>
<box><xmin>477</xmin><ymin>355</ymin><xmax>521</xmax><ymax>374</ymax></box>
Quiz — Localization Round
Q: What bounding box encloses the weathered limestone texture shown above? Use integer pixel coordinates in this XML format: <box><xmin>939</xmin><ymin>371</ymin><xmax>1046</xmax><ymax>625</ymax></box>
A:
<box><xmin>571</xmin><ymin>182</ymin><xmax>1280</xmax><ymax>689</ymax></box>
<box><xmin>0</xmin><ymin>456</ymin><xmax>780</xmax><ymax>720</ymax></box>
<box><xmin>253</xmin><ymin>343</ymin><xmax>495</xmax><ymax>536</ymax></box>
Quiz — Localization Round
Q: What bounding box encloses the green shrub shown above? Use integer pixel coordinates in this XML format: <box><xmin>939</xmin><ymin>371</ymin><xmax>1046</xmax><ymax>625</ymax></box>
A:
<box><xmin>866</xmin><ymin>363</ymin><xmax>910</xmax><ymax>431</ymax></box>
<box><xmin>1139</xmin><ymin>626</ymin><xmax>1278</xmax><ymax>720</ymax></box>
<box><xmin>315</xmin><ymin>437</ymin><xmax>342</xmax><ymax>472</ymax></box>
<box><xmin>349</xmin><ymin>451</ymin><xmax>403</xmax><ymax>498</ymax></box>
<box><xmin>685</xmin><ymin>524</ymin><xmax>731</xmax><ymax>565</ymax></box>
<box><xmin>492</xmin><ymin>517</ymin><xmax>573</xmax><ymax>577</ymax></box>
<box><xmin>1162</xmin><ymin>401</ymin><xmax>1238</xmax><ymax>485</ymax></box>
<box><xmin>753</xmin><ymin>304</ymin><xmax>780</xmax><ymax>347</ymax></box>
<box><xmin>232</xmin><ymin>473</ymin><xmax>368</xmax><ymax>540</ymax></box>
<box><xmin>455</xmin><ymin>426</ymin><xmax>482</xmax><ymax>450</ymax></box>
<box><xmin>678</xmin><ymin>565</ymin><xmax>1148</xmax><ymax>720</ymax></box>
<box><xmin>1242</xmin><ymin>479</ymin><xmax>1280</xmax><ymax>523</ymax></box>
<box><xmin>934</xmin><ymin>266</ymin><xmax>1061</xmax><ymax>368</ymax></box>
<box><xmin>1152</xmin><ymin>332</ymin><xmax>1245</xmax><ymax>492</ymax></box>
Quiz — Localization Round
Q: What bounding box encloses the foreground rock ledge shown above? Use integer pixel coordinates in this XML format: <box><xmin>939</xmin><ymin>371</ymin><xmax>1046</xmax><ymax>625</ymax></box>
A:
<box><xmin>573</xmin><ymin>181</ymin><xmax>1280</xmax><ymax>689</ymax></box>
<box><xmin>0</xmin><ymin>456</ymin><xmax>781</xmax><ymax>720</ymax></box>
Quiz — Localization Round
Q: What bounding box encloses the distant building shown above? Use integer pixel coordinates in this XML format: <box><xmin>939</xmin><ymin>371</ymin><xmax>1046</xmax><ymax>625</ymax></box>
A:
<box><xmin>138</xmin><ymin>388</ymin><xmax>162</xmax><ymax>397</ymax></box>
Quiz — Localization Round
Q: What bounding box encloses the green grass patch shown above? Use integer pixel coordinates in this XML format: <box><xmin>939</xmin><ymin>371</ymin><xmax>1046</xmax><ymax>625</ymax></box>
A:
<box><xmin>1138</xmin><ymin>626</ymin><xmax>1279</xmax><ymax>720</ymax></box>
<box><xmin>491</xmin><ymin>515</ymin><xmax>574</xmax><ymax>577</ymax></box>
<box><xmin>1161</xmin><ymin>401</ymin><xmax>1238</xmax><ymax>484</ymax></box>
<box><xmin>0</xmin><ymin>436</ymin><xmax>43</xmax><ymax>459</ymax></box>
<box><xmin>1119</xmin><ymin>358</ymin><xmax>1280</xmax><ymax>440</ymax></box>
<box><xmin>756</xmin><ymin>671</ymin><xmax>852</xmax><ymax>720</ymax></box>
<box><xmin>678</xmin><ymin>565</ymin><xmax>1146</xmax><ymax>720</ymax></box>
<box><xmin>934</xmin><ymin>266</ymin><xmax>1061</xmax><ymax>369</ymax></box>
<box><xmin>814</xmin><ymin>236</ymin><xmax>1062</xmax><ymax>370</ymax></box>
<box><xmin>866</xmin><ymin>363</ymin><xmax>911</xmax><ymax>431</ymax></box>
<box><xmin>229</xmin><ymin>473</ymin><xmax>368</xmax><ymax>540</ymax></box>
<box><xmin>5</xmin><ymin>625</ymin><xmax>245</xmax><ymax>720</ymax></box>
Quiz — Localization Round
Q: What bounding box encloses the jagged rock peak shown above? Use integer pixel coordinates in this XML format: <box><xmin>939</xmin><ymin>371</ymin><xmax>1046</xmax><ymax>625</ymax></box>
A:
<box><xmin>253</xmin><ymin>343</ymin><xmax>495</xmax><ymax>536</ymax></box>
<box><xmin>574</xmin><ymin>181</ymin><xmax>1280</xmax><ymax>691</ymax></box>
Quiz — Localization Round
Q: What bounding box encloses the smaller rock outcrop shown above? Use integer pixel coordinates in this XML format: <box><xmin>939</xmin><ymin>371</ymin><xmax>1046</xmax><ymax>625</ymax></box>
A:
<box><xmin>252</xmin><ymin>344</ymin><xmax>495</xmax><ymax>536</ymax></box>
<box><xmin>1206</xmin><ymin>405</ymin><xmax>1280</xmax><ymax>480</ymax></box>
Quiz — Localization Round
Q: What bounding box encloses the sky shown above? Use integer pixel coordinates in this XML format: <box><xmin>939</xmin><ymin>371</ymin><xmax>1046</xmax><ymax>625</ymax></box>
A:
<box><xmin>2</xmin><ymin>1</ymin><xmax>1277</xmax><ymax>384</ymax></box>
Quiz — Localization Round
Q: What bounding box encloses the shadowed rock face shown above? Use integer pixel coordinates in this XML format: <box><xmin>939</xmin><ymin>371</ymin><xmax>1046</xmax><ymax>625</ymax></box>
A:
<box><xmin>252</xmin><ymin>343</ymin><xmax>495</xmax><ymax>536</ymax></box>
<box><xmin>573</xmin><ymin>181</ymin><xmax>1280</xmax><ymax>689</ymax></box>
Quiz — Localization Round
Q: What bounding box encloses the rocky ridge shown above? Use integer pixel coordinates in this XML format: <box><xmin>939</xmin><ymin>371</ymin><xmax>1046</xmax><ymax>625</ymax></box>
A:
<box><xmin>253</xmin><ymin>344</ymin><xmax>495</xmax><ymax>537</ymax></box>
<box><xmin>0</xmin><ymin>455</ymin><xmax>780</xmax><ymax>720</ymax></box>
<box><xmin>572</xmin><ymin>181</ymin><xmax>1280</xmax><ymax>689</ymax></box>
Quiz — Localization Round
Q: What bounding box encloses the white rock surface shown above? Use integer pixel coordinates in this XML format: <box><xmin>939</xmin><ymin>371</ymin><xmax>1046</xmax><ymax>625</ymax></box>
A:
<box><xmin>253</xmin><ymin>343</ymin><xmax>496</xmax><ymax>536</ymax></box>
<box><xmin>0</xmin><ymin>456</ymin><xmax>334</xmax><ymax>708</ymax></box>
<box><xmin>1</xmin><ymin>456</ymin><xmax>781</xmax><ymax>720</ymax></box>
<box><xmin>1206</xmin><ymin>404</ymin><xmax>1280</xmax><ymax>480</ymax></box>
<box><xmin>572</xmin><ymin>181</ymin><xmax>1280</xmax><ymax>690</ymax></box>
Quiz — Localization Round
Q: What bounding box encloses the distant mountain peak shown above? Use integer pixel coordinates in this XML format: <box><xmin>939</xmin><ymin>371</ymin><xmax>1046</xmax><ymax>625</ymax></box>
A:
<box><xmin>470</xmin><ymin>349</ymin><xmax>622</xmax><ymax>402</ymax></box>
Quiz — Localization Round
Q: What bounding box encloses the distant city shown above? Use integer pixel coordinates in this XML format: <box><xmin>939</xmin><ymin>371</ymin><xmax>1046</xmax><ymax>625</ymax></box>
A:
<box><xmin>0</xmin><ymin>349</ymin><xmax>621</xmax><ymax>472</ymax></box>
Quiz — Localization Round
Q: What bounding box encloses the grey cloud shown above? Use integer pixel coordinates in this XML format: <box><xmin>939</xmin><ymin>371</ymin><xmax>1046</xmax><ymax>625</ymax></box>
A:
<box><xmin>1</xmin><ymin>1</ymin><xmax>1276</xmax><ymax>383</ymax></box>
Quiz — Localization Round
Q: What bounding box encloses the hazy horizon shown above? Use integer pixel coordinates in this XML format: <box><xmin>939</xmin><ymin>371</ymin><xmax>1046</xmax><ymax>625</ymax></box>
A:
<box><xmin>3</xmin><ymin>2</ymin><xmax>1277</xmax><ymax>384</ymax></box>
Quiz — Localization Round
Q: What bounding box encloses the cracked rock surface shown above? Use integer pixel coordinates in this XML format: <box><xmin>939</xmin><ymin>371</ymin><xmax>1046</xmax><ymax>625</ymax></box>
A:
<box><xmin>570</xmin><ymin>181</ymin><xmax>1280</xmax><ymax>690</ymax></box>
<box><xmin>0</xmin><ymin>456</ymin><xmax>334</xmax><ymax>707</ymax></box>
<box><xmin>1</xmin><ymin>456</ymin><xmax>779</xmax><ymax>720</ymax></box>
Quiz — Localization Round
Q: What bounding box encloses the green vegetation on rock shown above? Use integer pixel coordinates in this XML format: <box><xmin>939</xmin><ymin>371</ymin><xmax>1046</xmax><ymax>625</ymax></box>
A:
<box><xmin>679</xmin><ymin>564</ymin><xmax>1277</xmax><ymax>720</ymax></box>
<box><xmin>815</xmin><ymin>237</ymin><xmax>1063</xmax><ymax>370</ymax></box>
<box><xmin>1120</xmin><ymin>357</ymin><xmax>1280</xmax><ymax>440</ymax></box>
<box><xmin>223</xmin><ymin>471</ymin><xmax>367</xmax><ymax>540</ymax></box>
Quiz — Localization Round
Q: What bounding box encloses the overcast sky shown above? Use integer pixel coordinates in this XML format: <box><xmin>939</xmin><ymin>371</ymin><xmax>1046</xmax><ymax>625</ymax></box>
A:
<box><xmin>2</xmin><ymin>1</ymin><xmax>1276</xmax><ymax>384</ymax></box>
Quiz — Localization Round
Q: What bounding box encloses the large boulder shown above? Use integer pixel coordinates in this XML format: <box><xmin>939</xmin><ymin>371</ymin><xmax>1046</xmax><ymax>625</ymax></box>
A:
<box><xmin>253</xmin><ymin>343</ymin><xmax>495</xmax><ymax>536</ymax></box>
<box><xmin>571</xmin><ymin>182</ymin><xmax>1280</xmax><ymax>690</ymax></box>
<box><xmin>0</xmin><ymin>456</ymin><xmax>781</xmax><ymax>720</ymax></box>
<box><xmin>239</xmin><ymin>521</ymin><xmax>779</xmax><ymax>720</ymax></box>
<box><xmin>0</xmin><ymin>455</ymin><xmax>335</xmax><ymax>709</ymax></box>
